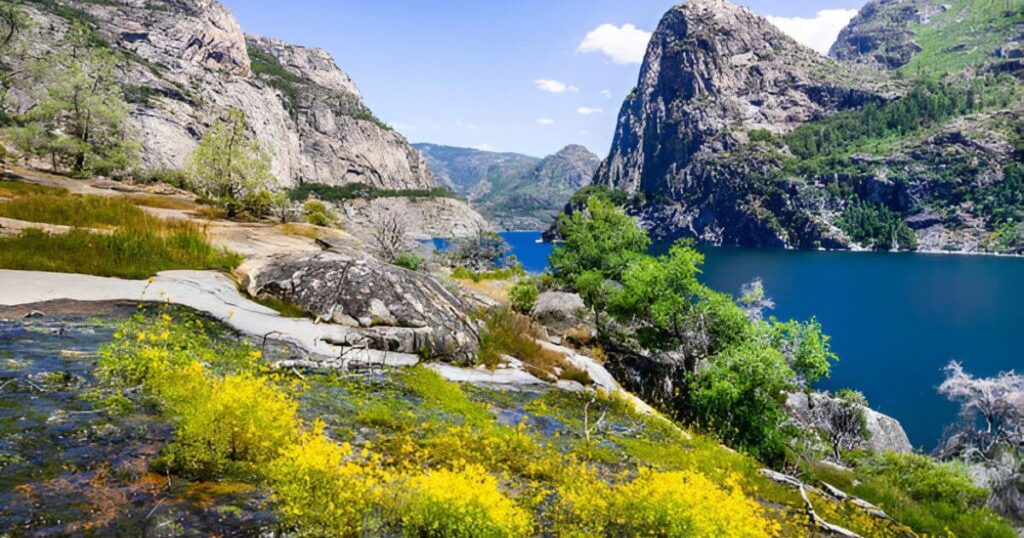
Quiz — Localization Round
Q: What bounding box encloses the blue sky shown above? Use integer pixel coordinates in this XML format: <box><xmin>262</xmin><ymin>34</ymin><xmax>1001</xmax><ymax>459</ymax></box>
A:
<box><xmin>223</xmin><ymin>0</ymin><xmax>867</xmax><ymax>158</ymax></box>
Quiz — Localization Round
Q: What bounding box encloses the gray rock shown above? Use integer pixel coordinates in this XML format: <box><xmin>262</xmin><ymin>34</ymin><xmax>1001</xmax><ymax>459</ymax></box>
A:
<box><xmin>530</xmin><ymin>292</ymin><xmax>589</xmax><ymax>335</ymax></box>
<box><xmin>786</xmin><ymin>392</ymin><xmax>913</xmax><ymax>454</ymax></box>
<box><xmin>14</xmin><ymin>0</ymin><xmax>437</xmax><ymax>192</ymax></box>
<box><xmin>590</xmin><ymin>0</ymin><xmax>888</xmax><ymax>249</ymax></box>
<box><xmin>240</xmin><ymin>251</ymin><xmax>479</xmax><ymax>364</ymax></box>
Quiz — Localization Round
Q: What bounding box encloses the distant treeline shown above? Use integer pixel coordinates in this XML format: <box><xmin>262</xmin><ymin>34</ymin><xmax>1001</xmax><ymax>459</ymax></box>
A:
<box><xmin>782</xmin><ymin>79</ymin><xmax>1011</xmax><ymax>159</ymax></box>
<box><xmin>287</xmin><ymin>182</ymin><xmax>459</xmax><ymax>202</ymax></box>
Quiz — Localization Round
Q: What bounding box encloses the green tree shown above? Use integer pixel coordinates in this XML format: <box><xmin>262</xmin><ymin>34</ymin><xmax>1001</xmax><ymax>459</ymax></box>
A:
<box><xmin>14</xmin><ymin>22</ymin><xmax>137</xmax><ymax>175</ymax></box>
<box><xmin>770</xmin><ymin>317</ymin><xmax>836</xmax><ymax>385</ymax></box>
<box><xmin>609</xmin><ymin>241</ymin><xmax>703</xmax><ymax>348</ymax></box>
<box><xmin>689</xmin><ymin>339</ymin><xmax>795</xmax><ymax>467</ymax></box>
<box><xmin>549</xmin><ymin>196</ymin><xmax>649</xmax><ymax>285</ymax></box>
<box><xmin>187</xmin><ymin>108</ymin><xmax>273</xmax><ymax>218</ymax></box>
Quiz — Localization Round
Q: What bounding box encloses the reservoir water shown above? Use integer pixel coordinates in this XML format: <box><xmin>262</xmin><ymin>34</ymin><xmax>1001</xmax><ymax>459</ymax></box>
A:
<box><xmin>491</xmin><ymin>231</ymin><xmax>1024</xmax><ymax>450</ymax></box>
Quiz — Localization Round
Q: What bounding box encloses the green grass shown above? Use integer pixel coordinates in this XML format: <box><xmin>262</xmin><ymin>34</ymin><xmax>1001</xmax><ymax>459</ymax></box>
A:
<box><xmin>0</xmin><ymin>193</ymin><xmax>157</xmax><ymax>228</ymax></box>
<box><xmin>902</xmin><ymin>0</ymin><xmax>1024</xmax><ymax>76</ymax></box>
<box><xmin>0</xmin><ymin>227</ymin><xmax>241</xmax><ymax>279</ymax></box>
<box><xmin>250</xmin><ymin>294</ymin><xmax>310</xmax><ymax>318</ymax></box>
<box><xmin>0</xmin><ymin>179</ymin><xmax>67</xmax><ymax>198</ymax></box>
<box><xmin>0</xmin><ymin>186</ymin><xmax>239</xmax><ymax>278</ymax></box>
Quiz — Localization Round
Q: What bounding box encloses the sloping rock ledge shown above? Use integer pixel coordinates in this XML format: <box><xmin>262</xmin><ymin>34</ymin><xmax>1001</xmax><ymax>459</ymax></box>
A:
<box><xmin>0</xmin><ymin>270</ymin><xmax>653</xmax><ymax>414</ymax></box>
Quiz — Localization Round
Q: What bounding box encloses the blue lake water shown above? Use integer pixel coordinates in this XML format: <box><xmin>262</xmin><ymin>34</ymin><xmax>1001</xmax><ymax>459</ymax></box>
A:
<box><xmin>488</xmin><ymin>231</ymin><xmax>1024</xmax><ymax>450</ymax></box>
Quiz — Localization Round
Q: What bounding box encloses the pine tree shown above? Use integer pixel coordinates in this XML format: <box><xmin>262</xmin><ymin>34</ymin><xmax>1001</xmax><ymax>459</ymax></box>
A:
<box><xmin>14</xmin><ymin>22</ymin><xmax>138</xmax><ymax>175</ymax></box>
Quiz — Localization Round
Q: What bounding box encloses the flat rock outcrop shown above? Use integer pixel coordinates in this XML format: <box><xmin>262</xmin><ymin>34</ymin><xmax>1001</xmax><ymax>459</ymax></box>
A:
<box><xmin>239</xmin><ymin>251</ymin><xmax>480</xmax><ymax>363</ymax></box>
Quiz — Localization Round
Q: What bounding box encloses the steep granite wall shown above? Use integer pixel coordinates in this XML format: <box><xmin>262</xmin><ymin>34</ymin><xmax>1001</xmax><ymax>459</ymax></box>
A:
<box><xmin>12</xmin><ymin>0</ymin><xmax>436</xmax><ymax>191</ymax></box>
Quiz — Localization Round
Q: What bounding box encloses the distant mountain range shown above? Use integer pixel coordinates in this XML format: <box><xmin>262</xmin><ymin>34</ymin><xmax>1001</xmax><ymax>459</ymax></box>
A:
<box><xmin>588</xmin><ymin>0</ymin><xmax>1024</xmax><ymax>254</ymax></box>
<box><xmin>415</xmin><ymin>143</ymin><xmax>599</xmax><ymax>230</ymax></box>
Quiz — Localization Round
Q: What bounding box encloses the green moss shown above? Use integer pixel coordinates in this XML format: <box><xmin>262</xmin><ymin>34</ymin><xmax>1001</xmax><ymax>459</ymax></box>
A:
<box><xmin>250</xmin><ymin>294</ymin><xmax>310</xmax><ymax>318</ymax></box>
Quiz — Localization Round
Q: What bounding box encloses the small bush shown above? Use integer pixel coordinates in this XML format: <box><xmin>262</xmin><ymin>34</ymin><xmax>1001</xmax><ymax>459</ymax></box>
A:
<box><xmin>476</xmin><ymin>308</ymin><xmax>589</xmax><ymax>384</ymax></box>
<box><xmin>393</xmin><ymin>252</ymin><xmax>423</xmax><ymax>271</ymax></box>
<box><xmin>391</xmin><ymin>464</ymin><xmax>532</xmax><ymax>538</ymax></box>
<box><xmin>152</xmin><ymin>364</ymin><xmax>300</xmax><ymax>478</ymax></box>
<box><xmin>846</xmin><ymin>452</ymin><xmax>1015</xmax><ymax>538</ymax></box>
<box><xmin>553</xmin><ymin>467</ymin><xmax>776</xmax><ymax>537</ymax></box>
<box><xmin>137</xmin><ymin>168</ymin><xmax>190</xmax><ymax>188</ymax></box>
<box><xmin>507</xmin><ymin>280</ymin><xmax>538</xmax><ymax>313</ymax></box>
<box><xmin>268</xmin><ymin>422</ymin><xmax>383</xmax><ymax>536</ymax></box>
<box><xmin>303</xmin><ymin>200</ymin><xmax>335</xmax><ymax>226</ymax></box>
<box><xmin>452</xmin><ymin>265</ymin><xmax>526</xmax><ymax>282</ymax></box>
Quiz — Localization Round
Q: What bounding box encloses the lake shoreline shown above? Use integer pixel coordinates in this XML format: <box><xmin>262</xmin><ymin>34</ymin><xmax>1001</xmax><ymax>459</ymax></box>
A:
<box><xmin>500</xmin><ymin>230</ymin><xmax>1024</xmax><ymax>259</ymax></box>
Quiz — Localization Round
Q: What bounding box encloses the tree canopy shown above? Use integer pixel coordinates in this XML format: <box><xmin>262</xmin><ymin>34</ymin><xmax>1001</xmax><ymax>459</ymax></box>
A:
<box><xmin>9</xmin><ymin>22</ymin><xmax>137</xmax><ymax>175</ymax></box>
<box><xmin>549</xmin><ymin>196</ymin><xmax>649</xmax><ymax>285</ymax></box>
<box><xmin>187</xmin><ymin>108</ymin><xmax>273</xmax><ymax>217</ymax></box>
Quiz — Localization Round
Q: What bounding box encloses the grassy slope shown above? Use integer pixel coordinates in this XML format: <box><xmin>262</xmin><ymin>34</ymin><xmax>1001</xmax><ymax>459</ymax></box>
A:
<box><xmin>902</xmin><ymin>0</ymin><xmax>1024</xmax><ymax>76</ymax></box>
<box><xmin>0</xmin><ymin>181</ymin><xmax>240</xmax><ymax>278</ymax></box>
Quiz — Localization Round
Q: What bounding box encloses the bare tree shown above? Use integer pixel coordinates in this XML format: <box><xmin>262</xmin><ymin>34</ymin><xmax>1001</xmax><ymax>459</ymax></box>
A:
<box><xmin>366</xmin><ymin>203</ymin><xmax>412</xmax><ymax>262</ymax></box>
<box><xmin>447</xmin><ymin>224</ymin><xmax>510</xmax><ymax>271</ymax></box>
<box><xmin>813</xmin><ymin>391</ymin><xmax>869</xmax><ymax>462</ymax></box>
<box><xmin>940</xmin><ymin>361</ymin><xmax>1023</xmax><ymax>440</ymax></box>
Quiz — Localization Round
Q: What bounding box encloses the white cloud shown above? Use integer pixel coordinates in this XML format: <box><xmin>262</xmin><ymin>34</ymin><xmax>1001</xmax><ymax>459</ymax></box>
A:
<box><xmin>536</xmin><ymin>117</ymin><xmax>555</xmax><ymax>125</ymax></box>
<box><xmin>576</xmin><ymin>107</ymin><xmax>603</xmax><ymax>115</ymax></box>
<box><xmin>534</xmin><ymin>79</ymin><xmax>579</xmax><ymax>94</ymax></box>
<box><xmin>577</xmin><ymin>23</ymin><xmax>652</xmax><ymax>64</ymax></box>
<box><xmin>601</xmin><ymin>89</ymin><xmax>612</xmax><ymax>99</ymax></box>
<box><xmin>766</xmin><ymin>9</ymin><xmax>858</xmax><ymax>55</ymax></box>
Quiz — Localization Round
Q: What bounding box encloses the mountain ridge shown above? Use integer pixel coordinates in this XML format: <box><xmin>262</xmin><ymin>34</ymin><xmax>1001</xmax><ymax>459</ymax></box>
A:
<box><xmin>415</xmin><ymin>142</ymin><xmax>599</xmax><ymax>230</ymax></box>
<box><xmin>581</xmin><ymin>0</ymin><xmax>1024</xmax><ymax>253</ymax></box>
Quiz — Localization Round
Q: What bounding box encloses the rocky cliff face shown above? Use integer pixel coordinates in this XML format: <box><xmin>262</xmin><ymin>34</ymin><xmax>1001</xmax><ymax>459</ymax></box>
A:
<box><xmin>829</xmin><ymin>0</ymin><xmax>939</xmax><ymax>70</ymax></box>
<box><xmin>416</xmin><ymin>143</ymin><xmax>600</xmax><ymax>230</ymax></box>
<box><xmin>591</xmin><ymin>0</ymin><xmax>887</xmax><ymax>247</ymax></box>
<box><xmin>13</xmin><ymin>0</ymin><xmax>436</xmax><ymax>191</ymax></box>
<box><xmin>583</xmin><ymin>0</ymin><xmax>1024</xmax><ymax>253</ymax></box>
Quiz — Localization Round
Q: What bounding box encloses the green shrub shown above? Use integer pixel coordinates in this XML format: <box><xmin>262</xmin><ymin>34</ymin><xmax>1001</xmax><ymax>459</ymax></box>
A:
<box><xmin>451</xmin><ymin>265</ymin><xmax>525</xmax><ymax>282</ymax></box>
<box><xmin>393</xmin><ymin>252</ymin><xmax>423</xmax><ymax>271</ymax></box>
<box><xmin>391</xmin><ymin>465</ymin><xmax>532</xmax><ymax>538</ymax></box>
<box><xmin>847</xmin><ymin>452</ymin><xmax>1016</xmax><ymax>538</ymax></box>
<box><xmin>507</xmin><ymin>280</ymin><xmax>538</xmax><ymax>313</ymax></box>
<box><xmin>302</xmin><ymin>199</ymin><xmax>335</xmax><ymax>226</ymax></box>
<box><xmin>550</xmin><ymin>196</ymin><xmax>650</xmax><ymax>284</ymax></box>
<box><xmin>689</xmin><ymin>339</ymin><xmax>795</xmax><ymax>467</ymax></box>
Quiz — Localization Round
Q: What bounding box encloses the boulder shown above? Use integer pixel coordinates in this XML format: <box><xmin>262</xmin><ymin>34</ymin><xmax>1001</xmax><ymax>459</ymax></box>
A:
<box><xmin>239</xmin><ymin>251</ymin><xmax>479</xmax><ymax>364</ymax></box>
<box><xmin>530</xmin><ymin>292</ymin><xmax>590</xmax><ymax>335</ymax></box>
<box><xmin>786</xmin><ymin>392</ymin><xmax>913</xmax><ymax>454</ymax></box>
